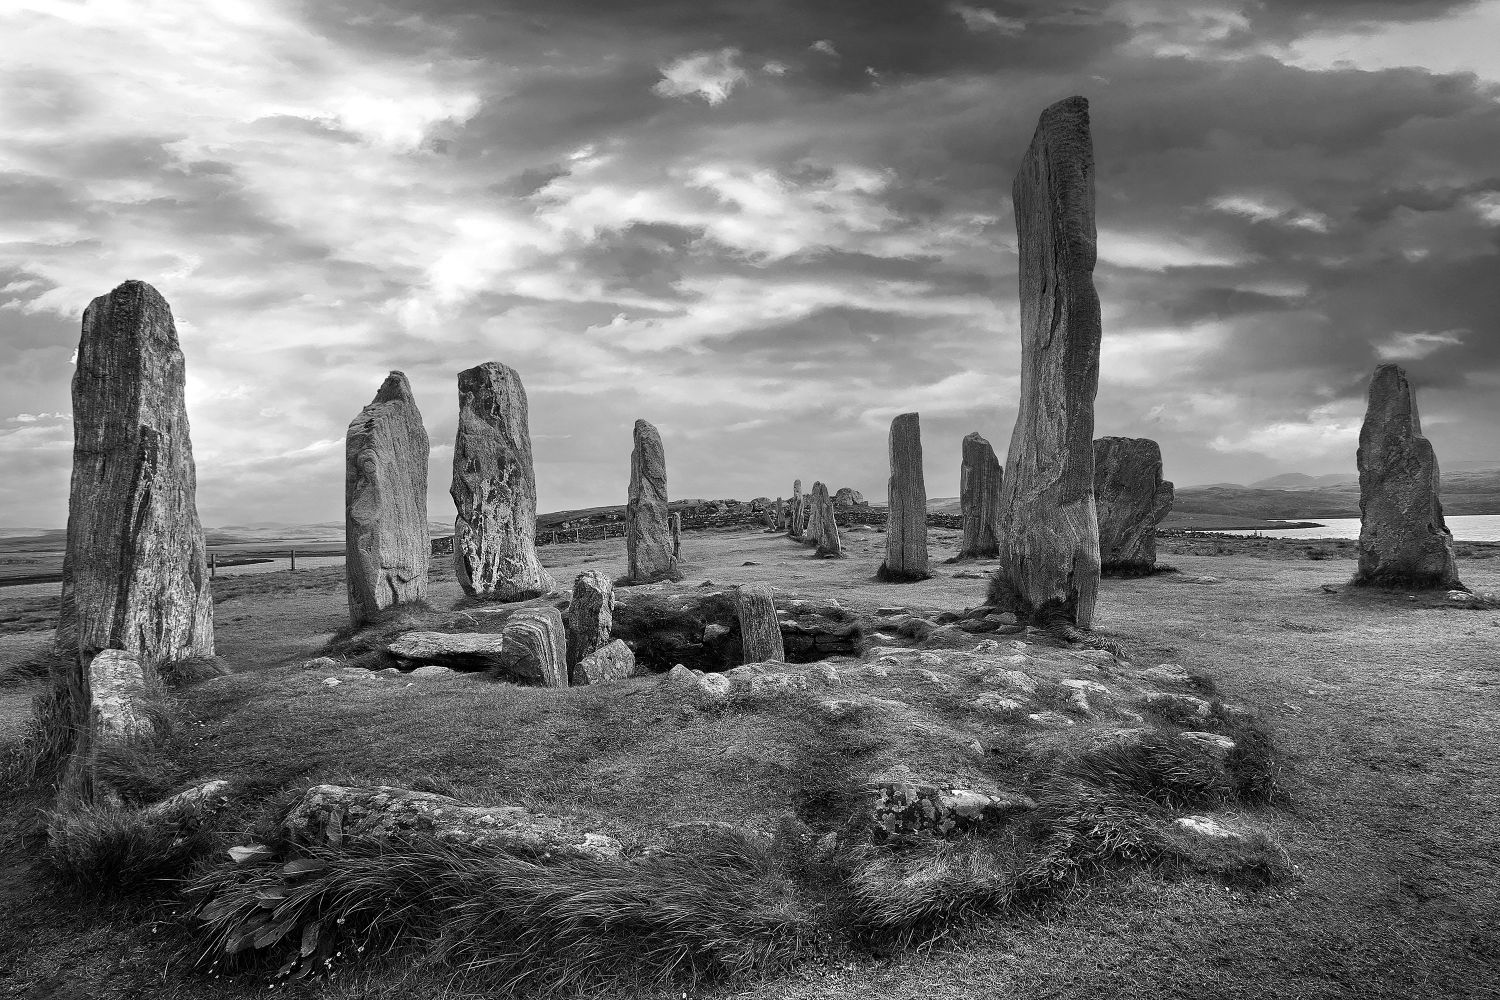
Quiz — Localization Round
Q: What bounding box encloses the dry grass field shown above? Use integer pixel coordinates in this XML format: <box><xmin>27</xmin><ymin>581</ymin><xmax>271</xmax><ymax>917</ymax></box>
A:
<box><xmin>1</xmin><ymin>524</ymin><xmax>1497</xmax><ymax>999</ymax></box>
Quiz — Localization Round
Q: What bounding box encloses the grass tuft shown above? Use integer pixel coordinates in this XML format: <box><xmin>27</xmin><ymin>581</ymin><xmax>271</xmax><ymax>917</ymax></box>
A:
<box><xmin>159</xmin><ymin>655</ymin><xmax>231</xmax><ymax>688</ymax></box>
<box><xmin>41</xmin><ymin>796</ymin><xmax>219</xmax><ymax>893</ymax></box>
<box><xmin>322</xmin><ymin>601</ymin><xmax>439</xmax><ymax>660</ymax></box>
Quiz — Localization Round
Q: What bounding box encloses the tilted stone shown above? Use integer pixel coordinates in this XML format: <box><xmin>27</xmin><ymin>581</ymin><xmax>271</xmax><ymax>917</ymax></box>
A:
<box><xmin>736</xmin><ymin>583</ymin><xmax>785</xmax><ymax>663</ymax></box>
<box><xmin>567</xmin><ymin>569</ymin><xmax>614</xmax><ymax>666</ymax></box>
<box><xmin>574</xmin><ymin>638</ymin><xmax>636</xmax><ymax>685</ymax></box>
<box><xmin>499</xmin><ymin>606</ymin><xmax>569</xmax><ymax>687</ymax></box>
<box><xmin>959</xmin><ymin>432</ymin><xmax>1004</xmax><ymax>559</ymax></box>
<box><xmin>345</xmin><ymin>371</ymin><xmax>430</xmax><ymax>626</ymax></box>
<box><xmin>994</xmin><ymin>96</ymin><xmax>1103</xmax><ymax>626</ymax></box>
<box><xmin>812</xmin><ymin>482</ymin><xmax>843</xmax><ymax>558</ymax></box>
<box><xmin>774</xmin><ymin>497</ymin><xmax>785</xmax><ymax>531</ymax></box>
<box><xmin>1093</xmin><ymin>436</ymin><xmax>1173</xmax><ymax>571</ymax></box>
<box><xmin>626</xmin><ymin>419</ymin><xmax>677</xmax><ymax>582</ymax></box>
<box><xmin>879</xmin><ymin>412</ymin><xmax>930</xmax><ymax>581</ymax></box>
<box><xmin>1353</xmin><ymin>363</ymin><xmax>1462</xmax><ymax>589</ymax></box>
<box><xmin>450</xmin><ymin>362</ymin><xmax>555</xmax><ymax>601</ymax></box>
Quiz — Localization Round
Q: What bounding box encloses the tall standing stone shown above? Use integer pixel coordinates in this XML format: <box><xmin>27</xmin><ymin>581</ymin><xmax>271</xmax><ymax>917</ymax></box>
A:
<box><xmin>1093</xmin><ymin>437</ymin><xmax>1173</xmax><ymax>572</ymax></box>
<box><xmin>993</xmin><ymin>96</ymin><xmax>1102</xmax><ymax>627</ymax></box>
<box><xmin>627</xmin><ymin>419</ymin><xmax>677</xmax><ymax>582</ymax></box>
<box><xmin>736</xmin><ymin>584</ymin><xmax>785</xmax><ymax>663</ymax></box>
<box><xmin>879</xmin><ymin>412</ymin><xmax>930</xmax><ymax>581</ymax></box>
<box><xmin>774</xmin><ymin>497</ymin><xmax>785</xmax><ymax>531</ymax></box>
<box><xmin>959</xmin><ymin>432</ymin><xmax>1004</xmax><ymax>559</ymax></box>
<box><xmin>812</xmin><ymin>482</ymin><xmax>843</xmax><ymax>558</ymax></box>
<box><xmin>671</xmin><ymin>512</ymin><xmax>683</xmax><ymax>561</ymax></box>
<box><xmin>345</xmin><ymin>372</ymin><xmax>430</xmax><ymax>626</ymax></box>
<box><xmin>1353</xmin><ymin>364</ymin><xmax>1462</xmax><ymax>589</ymax></box>
<box><xmin>804</xmin><ymin>481</ymin><xmax>825</xmax><ymax>546</ymax></box>
<box><xmin>789</xmin><ymin>480</ymin><xmax>804</xmax><ymax>538</ymax></box>
<box><xmin>451</xmin><ymin>362</ymin><xmax>555</xmax><ymax>601</ymax></box>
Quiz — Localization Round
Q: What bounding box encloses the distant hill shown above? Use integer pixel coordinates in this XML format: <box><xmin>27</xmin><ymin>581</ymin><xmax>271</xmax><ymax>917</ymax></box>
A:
<box><xmin>1173</xmin><ymin>467</ymin><xmax>1500</xmax><ymax>519</ymax></box>
<box><xmin>1247</xmin><ymin>472</ymin><xmax>1358</xmax><ymax>490</ymax></box>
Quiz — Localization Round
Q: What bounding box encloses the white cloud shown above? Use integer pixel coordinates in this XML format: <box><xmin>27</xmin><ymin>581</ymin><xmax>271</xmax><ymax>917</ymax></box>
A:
<box><xmin>810</xmin><ymin>40</ymin><xmax>839</xmax><ymax>57</ymax></box>
<box><xmin>1097</xmin><ymin>228</ymin><xmax>1253</xmax><ymax>270</ymax></box>
<box><xmin>762</xmin><ymin>61</ymin><xmax>789</xmax><ymax>77</ymax></box>
<box><xmin>1209</xmin><ymin>401</ymin><xmax>1363</xmax><ymax>460</ymax></box>
<box><xmin>1101</xmin><ymin>320</ymin><xmax>1229</xmax><ymax>386</ymax></box>
<box><xmin>1374</xmin><ymin>329</ymin><xmax>1466</xmax><ymax>361</ymax></box>
<box><xmin>651</xmin><ymin>48</ymin><xmax>748</xmax><ymax>105</ymax></box>
<box><xmin>950</xmin><ymin>4</ymin><xmax>1026</xmax><ymax>35</ymax></box>
<box><xmin>1271</xmin><ymin>0</ymin><xmax>1500</xmax><ymax>85</ymax></box>
<box><xmin>1470</xmin><ymin>192</ymin><xmax>1500</xmax><ymax>224</ymax></box>
<box><xmin>1208</xmin><ymin>193</ymin><xmax>1330</xmax><ymax>233</ymax></box>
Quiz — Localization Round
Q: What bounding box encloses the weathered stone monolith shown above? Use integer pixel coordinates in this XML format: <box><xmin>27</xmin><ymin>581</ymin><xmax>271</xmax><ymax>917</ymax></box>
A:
<box><xmin>567</xmin><ymin>570</ymin><xmax>614</xmax><ymax>670</ymax></box>
<box><xmin>959</xmin><ymin>432</ymin><xmax>1004</xmax><ymax>559</ymax></box>
<box><xmin>451</xmin><ymin>362</ymin><xmax>555</xmax><ymax>601</ymax></box>
<box><xmin>1353</xmin><ymin>364</ymin><xmax>1462</xmax><ymax>590</ymax></box>
<box><xmin>736</xmin><ymin>584</ymin><xmax>785</xmax><ymax>663</ymax></box>
<box><xmin>993</xmin><ymin>96</ymin><xmax>1102</xmax><ymax>626</ymax></box>
<box><xmin>774</xmin><ymin>497</ymin><xmax>785</xmax><ymax>531</ymax></box>
<box><xmin>804</xmin><ymin>482</ymin><xmax>826</xmax><ymax>546</ymax></box>
<box><xmin>627</xmin><ymin>419</ymin><xmax>677</xmax><ymax>582</ymax></box>
<box><xmin>498</xmin><ymin>607</ymin><xmax>569</xmax><ymax>687</ymax></box>
<box><xmin>671</xmin><ymin>512</ymin><xmax>683</xmax><ymax>560</ymax></box>
<box><xmin>789</xmin><ymin>480</ymin><xmax>804</xmax><ymax>538</ymax></box>
<box><xmin>1093</xmin><ymin>437</ymin><xmax>1173</xmax><ymax>573</ymax></box>
<box><xmin>345</xmin><ymin>372</ymin><xmax>430</xmax><ymax>626</ymax></box>
<box><xmin>879</xmin><ymin>412</ymin><xmax>930</xmax><ymax>581</ymax></box>
<box><xmin>812</xmin><ymin>482</ymin><xmax>843</xmax><ymax>558</ymax></box>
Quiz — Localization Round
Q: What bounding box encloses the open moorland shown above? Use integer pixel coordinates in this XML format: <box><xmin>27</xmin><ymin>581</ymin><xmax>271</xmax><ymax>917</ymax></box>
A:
<box><xmin>2</xmin><ymin>524</ymin><xmax>1497</xmax><ymax>999</ymax></box>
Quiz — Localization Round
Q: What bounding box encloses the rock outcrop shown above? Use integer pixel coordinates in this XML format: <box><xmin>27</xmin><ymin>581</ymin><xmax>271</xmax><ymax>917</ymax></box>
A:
<box><xmin>736</xmin><ymin>584</ymin><xmax>785</xmax><ymax>663</ymax></box>
<box><xmin>812</xmin><ymin>482</ymin><xmax>843</xmax><ymax>558</ymax></box>
<box><xmin>959</xmin><ymin>432</ymin><xmax>1004</xmax><ymax>559</ymax></box>
<box><xmin>574</xmin><ymin>638</ymin><xmax>636</xmax><ymax>684</ymax></box>
<box><xmin>567</xmin><ymin>570</ymin><xmax>615</xmax><ymax>667</ymax></box>
<box><xmin>993</xmin><ymin>96</ymin><xmax>1103</xmax><ymax>627</ymax></box>
<box><xmin>878</xmin><ymin>412</ymin><xmax>930</xmax><ymax>582</ymax></box>
<box><xmin>626</xmin><ymin>419</ymin><xmax>677</xmax><ymax>583</ymax></box>
<box><xmin>1353</xmin><ymin>364</ymin><xmax>1462</xmax><ymax>589</ymax></box>
<box><xmin>345</xmin><ymin>372</ymin><xmax>430</xmax><ymax>626</ymax></box>
<box><xmin>1093</xmin><ymin>436</ymin><xmax>1173</xmax><ymax>572</ymax></box>
<box><xmin>451</xmin><ymin>362</ymin><xmax>554</xmax><ymax>601</ymax></box>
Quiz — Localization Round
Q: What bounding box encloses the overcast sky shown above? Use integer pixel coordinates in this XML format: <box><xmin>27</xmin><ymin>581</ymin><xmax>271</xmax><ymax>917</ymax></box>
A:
<box><xmin>2</xmin><ymin>0</ymin><xmax>1498</xmax><ymax>528</ymax></box>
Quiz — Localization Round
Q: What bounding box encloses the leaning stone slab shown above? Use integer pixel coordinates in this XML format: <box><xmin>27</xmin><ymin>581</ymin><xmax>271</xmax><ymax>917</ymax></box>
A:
<box><xmin>994</xmin><ymin>96</ymin><xmax>1102</xmax><ymax>627</ymax></box>
<box><xmin>574</xmin><ymin>638</ymin><xmax>636</xmax><ymax>685</ymax></box>
<box><xmin>498</xmin><ymin>607</ymin><xmax>569</xmax><ymax>687</ymax></box>
<box><xmin>1353</xmin><ymin>363</ymin><xmax>1462</xmax><ymax>590</ymax></box>
<box><xmin>280</xmin><ymin>784</ymin><xmax>621</xmax><ymax>859</ymax></box>
<box><xmin>451</xmin><ymin>362</ymin><xmax>555</xmax><ymax>601</ymax></box>
<box><xmin>388</xmin><ymin>632</ymin><xmax>506</xmax><ymax>672</ymax></box>
<box><xmin>345</xmin><ymin>371</ymin><xmax>430</xmax><ymax>626</ymax></box>
<box><xmin>959</xmin><ymin>432</ymin><xmax>1003</xmax><ymax>559</ymax></box>
<box><xmin>811</xmin><ymin>482</ymin><xmax>843</xmax><ymax>557</ymax></box>
<box><xmin>1094</xmin><ymin>436</ymin><xmax>1173</xmax><ymax>572</ymax></box>
<box><xmin>627</xmin><ymin>420</ymin><xmax>678</xmax><ymax>583</ymax></box>
<box><xmin>879</xmin><ymin>412</ymin><xmax>930</xmax><ymax>581</ymax></box>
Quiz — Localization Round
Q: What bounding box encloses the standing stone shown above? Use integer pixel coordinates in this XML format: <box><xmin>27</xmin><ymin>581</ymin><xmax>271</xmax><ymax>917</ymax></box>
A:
<box><xmin>498</xmin><ymin>607</ymin><xmax>569</xmax><ymax>688</ymax></box>
<box><xmin>812</xmin><ymin>482</ymin><xmax>843</xmax><ymax>558</ymax></box>
<box><xmin>774</xmin><ymin>497</ymin><xmax>785</xmax><ymax>531</ymax></box>
<box><xmin>879</xmin><ymin>412</ymin><xmax>930</xmax><ymax>581</ymax></box>
<box><xmin>1093</xmin><ymin>437</ymin><xmax>1173</xmax><ymax>572</ymax></box>
<box><xmin>1353</xmin><ymin>364</ymin><xmax>1462</xmax><ymax>589</ymax></box>
<box><xmin>789</xmin><ymin>480</ymin><xmax>805</xmax><ymax>538</ymax></box>
<box><xmin>567</xmin><ymin>570</ymin><xmax>614</xmax><ymax>669</ymax></box>
<box><xmin>627</xmin><ymin>419</ymin><xmax>677</xmax><ymax>582</ymax></box>
<box><xmin>58</xmin><ymin>280</ymin><xmax>213</xmax><ymax>677</ymax></box>
<box><xmin>345</xmin><ymin>372</ymin><xmax>430</xmax><ymax>626</ymax></box>
<box><xmin>993</xmin><ymin>96</ymin><xmax>1102</xmax><ymax>627</ymax></box>
<box><xmin>451</xmin><ymin>363</ymin><xmax>555</xmax><ymax>601</ymax></box>
<box><xmin>959</xmin><ymin>432</ymin><xmax>1004</xmax><ymax>559</ymax></box>
<box><xmin>736</xmin><ymin>584</ymin><xmax>785</xmax><ymax>663</ymax></box>
<box><xmin>803</xmin><ymin>482</ymin><xmax>825</xmax><ymax>546</ymax></box>
<box><xmin>671</xmin><ymin>512</ymin><xmax>683</xmax><ymax>560</ymax></box>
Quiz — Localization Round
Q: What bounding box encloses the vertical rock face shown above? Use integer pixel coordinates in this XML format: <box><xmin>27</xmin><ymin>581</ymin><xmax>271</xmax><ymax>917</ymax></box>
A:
<box><xmin>789</xmin><ymin>480</ymin><xmax>804</xmax><ymax>538</ymax></box>
<box><xmin>345</xmin><ymin>372</ymin><xmax>430</xmax><ymax>626</ymax></box>
<box><xmin>59</xmin><ymin>280</ymin><xmax>214</xmax><ymax>678</ymax></box>
<box><xmin>627</xmin><ymin>419</ymin><xmax>677</xmax><ymax>582</ymax></box>
<box><xmin>499</xmin><ymin>607</ymin><xmax>569</xmax><ymax>688</ymax></box>
<box><xmin>451</xmin><ymin>362</ymin><xmax>555</xmax><ymax>602</ymax></box>
<box><xmin>736</xmin><ymin>584</ymin><xmax>785</xmax><ymax>663</ymax></box>
<box><xmin>959</xmin><ymin>432</ymin><xmax>1004</xmax><ymax>559</ymax></box>
<box><xmin>567</xmin><ymin>570</ymin><xmax>614</xmax><ymax>671</ymax></box>
<box><xmin>879</xmin><ymin>412</ymin><xmax>930</xmax><ymax>581</ymax></box>
<box><xmin>1093</xmin><ymin>437</ymin><xmax>1173</xmax><ymax>572</ymax></box>
<box><xmin>1353</xmin><ymin>364</ymin><xmax>1462</xmax><ymax>589</ymax></box>
<box><xmin>812</xmin><ymin>482</ymin><xmax>843</xmax><ymax>558</ymax></box>
<box><xmin>994</xmin><ymin>96</ymin><xmax>1103</xmax><ymax>627</ymax></box>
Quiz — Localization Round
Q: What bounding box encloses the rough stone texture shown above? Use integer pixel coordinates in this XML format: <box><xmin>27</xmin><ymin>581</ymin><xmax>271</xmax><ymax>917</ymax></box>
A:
<box><xmin>451</xmin><ymin>362</ymin><xmax>554</xmax><ymax>601</ymax></box>
<box><xmin>87</xmin><ymin>649</ymin><xmax>156</xmax><ymax>742</ymax></box>
<box><xmin>804</xmin><ymin>481</ymin><xmax>826</xmax><ymax>546</ymax></box>
<box><xmin>281</xmin><ymin>784</ymin><xmax>620</xmax><ymax>858</ymax></box>
<box><xmin>1353</xmin><ymin>364</ymin><xmax>1462</xmax><ymax>589</ymax></box>
<box><xmin>567</xmin><ymin>569</ymin><xmax>615</xmax><ymax>667</ymax></box>
<box><xmin>499</xmin><ymin>606</ymin><xmax>569</xmax><ymax>687</ymax></box>
<box><xmin>834</xmin><ymin>487</ymin><xmax>867</xmax><ymax>508</ymax></box>
<box><xmin>811</xmin><ymin>483</ymin><xmax>843</xmax><ymax>558</ymax></box>
<box><xmin>1093</xmin><ymin>436</ymin><xmax>1173</xmax><ymax>571</ymax></box>
<box><xmin>959</xmin><ymin>432</ymin><xmax>1004</xmax><ymax>559</ymax></box>
<box><xmin>774</xmin><ymin>497</ymin><xmax>785</xmax><ymax>531</ymax></box>
<box><xmin>736</xmin><ymin>583</ymin><xmax>785</xmax><ymax>663</ymax></box>
<box><xmin>879</xmin><ymin>412</ymin><xmax>930</xmax><ymax>581</ymax></box>
<box><xmin>671</xmin><ymin>512</ymin><xmax>683</xmax><ymax>561</ymax></box>
<box><xmin>58</xmin><ymin>280</ymin><xmax>214</xmax><ymax>677</ymax></box>
<box><xmin>627</xmin><ymin>419</ymin><xmax>677</xmax><ymax>582</ymax></box>
<box><xmin>789</xmin><ymin>479</ymin><xmax>805</xmax><ymax>538</ymax></box>
<box><xmin>994</xmin><ymin>96</ymin><xmax>1103</xmax><ymax>627</ymax></box>
<box><xmin>387</xmin><ymin>632</ymin><xmax>506</xmax><ymax>672</ymax></box>
<box><xmin>867</xmin><ymin>781</ymin><xmax>1034</xmax><ymax>841</ymax></box>
<box><xmin>345</xmin><ymin>371</ymin><xmax>430</xmax><ymax>626</ymax></box>
<box><xmin>574</xmin><ymin>638</ymin><xmax>636</xmax><ymax>684</ymax></box>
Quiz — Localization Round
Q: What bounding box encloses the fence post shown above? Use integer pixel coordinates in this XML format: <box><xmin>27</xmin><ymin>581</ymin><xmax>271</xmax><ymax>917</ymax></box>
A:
<box><xmin>290</xmin><ymin>548</ymin><xmax>297</xmax><ymax>572</ymax></box>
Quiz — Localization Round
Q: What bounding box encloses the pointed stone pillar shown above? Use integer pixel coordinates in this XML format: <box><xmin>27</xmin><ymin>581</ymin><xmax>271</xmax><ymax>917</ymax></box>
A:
<box><xmin>627</xmin><ymin>419</ymin><xmax>677</xmax><ymax>582</ymax></box>
<box><xmin>959</xmin><ymin>432</ymin><xmax>1004</xmax><ymax>559</ymax></box>
<box><xmin>878</xmin><ymin>412</ymin><xmax>930</xmax><ymax>581</ymax></box>
<box><xmin>1094</xmin><ymin>436</ymin><xmax>1173</xmax><ymax>573</ymax></box>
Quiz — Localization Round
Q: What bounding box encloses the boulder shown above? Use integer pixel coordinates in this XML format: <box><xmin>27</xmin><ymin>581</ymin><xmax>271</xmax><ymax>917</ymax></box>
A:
<box><xmin>345</xmin><ymin>371</ymin><xmax>430</xmax><ymax>626</ymax></box>
<box><xmin>878</xmin><ymin>412</ymin><xmax>931</xmax><ymax>582</ymax></box>
<box><xmin>567</xmin><ymin>570</ymin><xmax>615</xmax><ymax>667</ymax></box>
<box><xmin>833</xmin><ymin>487</ymin><xmax>867</xmax><ymax>508</ymax></box>
<box><xmin>574</xmin><ymin>638</ymin><xmax>636</xmax><ymax>684</ymax></box>
<box><xmin>627</xmin><ymin>420</ymin><xmax>677</xmax><ymax>582</ymax></box>
<box><xmin>1093</xmin><ymin>436</ymin><xmax>1173</xmax><ymax>572</ymax></box>
<box><xmin>1353</xmin><ymin>363</ymin><xmax>1463</xmax><ymax>589</ymax></box>
<box><xmin>993</xmin><ymin>96</ymin><xmax>1103</xmax><ymax>627</ymax></box>
<box><xmin>498</xmin><ymin>607</ymin><xmax>569</xmax><ymax>687</ymax></box>
<box><xmin>736</xmin><ymin>583</ymin><xmax>785</xmax><ymax>663</ymax></box>
<box><xmin>451</xmin><ymin>362</ymin><xmax>554</xmax><ymax>601</ymax></box>
<box><xmin>959</xmin><ymin>432</ymin><xmax>1004</xmax><ymax>559</ymax></box>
